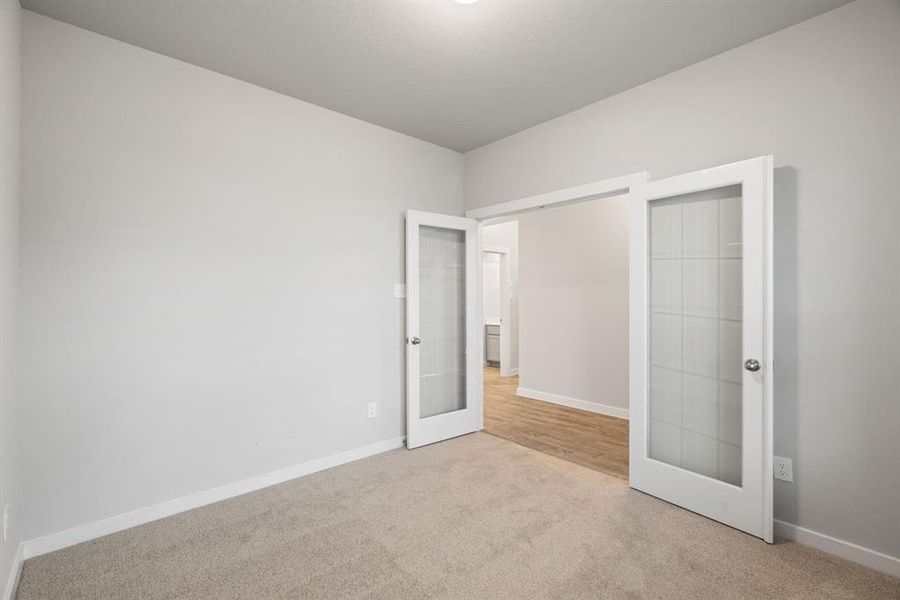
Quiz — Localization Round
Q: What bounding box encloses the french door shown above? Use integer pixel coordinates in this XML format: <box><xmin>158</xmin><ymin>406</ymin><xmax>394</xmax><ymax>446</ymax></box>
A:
<box><xmin>405</xmin><ymin>210</ymin><xmax>481</xmax><ymax>449</ymax></box>
<box><xmin>629</xmin><ymin>156</ymin><xmax>774</xmax><ymax>542</ymax></box>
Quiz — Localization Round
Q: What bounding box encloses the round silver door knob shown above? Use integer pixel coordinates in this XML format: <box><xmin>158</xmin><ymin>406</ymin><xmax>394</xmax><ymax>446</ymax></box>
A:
<box><xmin>744</xmin><ymin>358</ymin><xmax>761</xmax><ymax>372</ymax></box>
<box><xmin>409</xmin><ymin>336</ymin><xmax>421</xmax><ymax>345</ymax></box>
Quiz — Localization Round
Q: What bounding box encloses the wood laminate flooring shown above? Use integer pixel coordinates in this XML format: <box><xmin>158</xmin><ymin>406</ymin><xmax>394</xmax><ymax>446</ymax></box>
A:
<box><xmin>483</xmin><ymin>366</ymin><xmax>629</xmax><ymax>480</ymax></box>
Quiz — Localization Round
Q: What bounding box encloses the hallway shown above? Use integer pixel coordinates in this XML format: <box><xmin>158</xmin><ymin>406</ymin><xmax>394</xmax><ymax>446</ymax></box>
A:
<box><xmin>483</xmin><ymin>367</ymin><xmax>629</xmax><ymax>480</ymax></box>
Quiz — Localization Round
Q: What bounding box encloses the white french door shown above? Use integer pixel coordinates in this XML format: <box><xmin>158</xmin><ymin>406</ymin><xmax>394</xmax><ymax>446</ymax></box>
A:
<box><xmin>629</xmin><ymin>156</ymin><xmax>774</xmax><ymax>542</ymax></box>
<box><xmin>406</xmin><ymin>210</ymin><xmax>481</xmax><ymax>449</ymax></box>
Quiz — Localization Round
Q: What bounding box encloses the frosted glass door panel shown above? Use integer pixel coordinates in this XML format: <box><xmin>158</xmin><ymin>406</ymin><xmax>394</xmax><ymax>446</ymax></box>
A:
<box><xmin>630</xmin><ymin>156</ymin><xmax>773</xmax><ymax>542</ymax></box>
<box><xmin>419</xmin><ymin>225</ymin><xmax>467</xmax><ymax>418</ymax></box>
<box><xmin>648</xmin><ymin>185</ymin><xmax>742</xmax><ymax>486</ymax></box>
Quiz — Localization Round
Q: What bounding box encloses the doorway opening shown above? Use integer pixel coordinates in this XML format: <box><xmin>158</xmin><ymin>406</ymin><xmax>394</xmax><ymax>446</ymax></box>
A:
<box><xmin>479</xmin><ymin>202</ymin><xmax>630</xmax><ymax>481</ymax></box>
<box><xmin>407</xmin><ymin>160</ymin><xmax>772</xmax><ymax>540</ymax></box>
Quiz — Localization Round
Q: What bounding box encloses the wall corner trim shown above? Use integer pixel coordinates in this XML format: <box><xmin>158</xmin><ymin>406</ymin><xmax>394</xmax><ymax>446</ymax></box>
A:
<box><xmin>774</xmin><ymin>519</ymin><xmax>900</xmax><ymax>579</ymax></box>
<box><xmin>2</xmin><ymin>544</ymin><xmax>24</xmax><ymax>600</ymax></box>
<box><xmin>21</xmin><ymin>436</ymin><xmax>405</xmax><ymax>561</ymax></box>
<box><xmin>516</xmin><ymin>387</ymin><xmax>629</xmax><ymax>420</ymax></box>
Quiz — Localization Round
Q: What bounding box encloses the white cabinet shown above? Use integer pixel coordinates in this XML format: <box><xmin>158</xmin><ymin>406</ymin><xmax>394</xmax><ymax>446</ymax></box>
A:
<box><xmin>485</xmin><ymin>324</ymin><xmax>501</xmax><ymax>364</ymax></box>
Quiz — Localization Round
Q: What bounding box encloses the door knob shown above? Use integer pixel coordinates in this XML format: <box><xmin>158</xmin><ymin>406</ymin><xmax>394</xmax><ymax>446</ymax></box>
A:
<box><xmin>409</xmin><ymin>336</ymin><xmax>421</xmax><ymax>346</ymax></box>
<box><xmin>744</xmin><ymin>358</ymin><xmax>761</xmax><ymax>372</ymax></box>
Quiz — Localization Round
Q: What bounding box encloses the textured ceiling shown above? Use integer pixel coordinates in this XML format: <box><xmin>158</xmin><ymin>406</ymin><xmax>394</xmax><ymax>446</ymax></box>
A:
<box><xmin>22</xmin><ymin>0</ymin><xmax>848</xmax><ymax>152</ymax></box>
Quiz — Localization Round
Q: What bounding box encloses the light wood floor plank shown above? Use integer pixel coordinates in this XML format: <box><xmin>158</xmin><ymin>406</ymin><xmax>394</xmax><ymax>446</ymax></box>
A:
<box><xmin>482</xmin><ymin>366</ymin><xmax>629</xmax><ymax>480</ymax></box>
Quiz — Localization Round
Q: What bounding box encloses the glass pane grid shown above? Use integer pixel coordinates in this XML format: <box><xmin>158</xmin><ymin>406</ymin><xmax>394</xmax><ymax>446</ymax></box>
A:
<box><xmin>419</xmin><ymin>225</ymin><xmax>467</xmax><ymax>419</ymax></box>
<box><xmin>648</xmin><ymin>188</ymin><xmax>743</xmax><ymax>486</ymax></box>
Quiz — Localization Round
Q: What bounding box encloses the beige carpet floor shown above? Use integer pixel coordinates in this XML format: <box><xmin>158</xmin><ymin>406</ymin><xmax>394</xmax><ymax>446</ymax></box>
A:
<box><xmin>16</xmin><ymin>432</ymin><xmax>900</xmax><ymax>599</ymax></box>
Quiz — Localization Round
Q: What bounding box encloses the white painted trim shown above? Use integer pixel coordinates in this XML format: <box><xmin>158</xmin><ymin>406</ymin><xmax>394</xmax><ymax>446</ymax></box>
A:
<box><xmin>2</xmin><ymin>543</ymin><xmax>24</xmax><ymax>600</ymax></box>
<box><xmin>762</xmin><ymin>155</ymin><xmax>775</xmax><ymax>545</ymax></box>
<box><xmin>774</xmin><ymin>520</ymin><xmax>900</xmax><ymax>579</ymax></box>
<box><xmin>22</xmin><ymin>436</ymin><xmax>405</xmax><ymax>560</ymax></box>
<box><xmin>517</xmin><ymin>387</ymin><xmax>629</xmax><ymax>420</ymax></box>
<box><xmin>508</xmin><ymin>368</ymin><xmax>519</xmax><ymax>376</ymax></box>
<box><xmin>465</xmin><ymin>172</ymin><xmax>649</xmax><ymax>220</ymax></box>
<box><xmin>475</xmin><ymin>222</ymin><xmax>485</xmax><ymax>431</ymax></box>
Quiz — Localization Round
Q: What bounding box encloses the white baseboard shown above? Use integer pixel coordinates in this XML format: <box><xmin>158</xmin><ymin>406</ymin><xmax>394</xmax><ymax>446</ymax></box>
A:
<box><xmin>516</xmin><ymin>387</ymin><xmax>629</xmax><ymax>420</ymax></box>
<box><xmin>22</xmin><ymin>436</ymin><xmax>405</xmax><ymax>560</ymax></box>
<box><xmin>2</xmin><ymin>543</ymin><xmax>24</xmax><ymax>600</ymax></box>
<box><xmin>774</xmin><ymin>519</ymin><xmax>900</xmax><ymax>579</ymax></box>
<box><xmin>508</xmin><ymin>368</ymin><xmax>519</xmax><ymax>376</ymax></box>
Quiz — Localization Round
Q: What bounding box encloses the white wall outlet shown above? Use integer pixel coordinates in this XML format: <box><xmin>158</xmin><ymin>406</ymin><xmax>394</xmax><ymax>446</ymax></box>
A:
<box><xmin>774</xmin><ymin>456</ymin><xmax>793</xmax><ymax>482</ymax></box>
<box><xmin>394</xmin><ymin>284</ymin><xmax>406</xmax><ymax>299</ymax></box>
<box><xmin>2</xmin><ymin>503</ymin><xmax>9</xmax><ymax>542</ymax></box>
<box><xmin>367</xmin><ymin>402</ymin><xmax>377</xmax><ymax>419</ymax></box>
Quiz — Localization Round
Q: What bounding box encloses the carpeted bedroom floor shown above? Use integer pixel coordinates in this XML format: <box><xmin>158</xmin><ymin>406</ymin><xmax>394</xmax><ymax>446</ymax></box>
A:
<box><xmin>15</xmin><ymin>432</ymin><xmax>900</xmax><ymax>599</ymax></box>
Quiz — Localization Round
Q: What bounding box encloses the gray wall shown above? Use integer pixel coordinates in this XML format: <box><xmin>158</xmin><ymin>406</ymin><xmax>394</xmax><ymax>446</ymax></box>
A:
<box><xmin>0</xmin><ymin>0</ymin><xmax>21</xmax><ymax>593</ymax></box>
<box><xmin>20</xmin><ymin>12</ymin><xmax>462</xmax><ymax>541</ymax></box>
<box><xmin>517</xmin><ymin>197</ymin><xmax>629</xmax><ymax>415</ymax></box>
<box><xmin>464</xmin><ymin>0</ymin><xmax>900</xmax><ymax>558</ymax></box>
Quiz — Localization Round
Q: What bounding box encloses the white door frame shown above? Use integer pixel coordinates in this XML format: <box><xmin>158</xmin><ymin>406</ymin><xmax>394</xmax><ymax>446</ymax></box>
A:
<box><xmin>482</xmin><ymin>245</ymin><xmax>512</xmax><ymax>376</ymax></box>
<box><xmin>465</xmin><ymin>172</ymin><xmax>649</xmax><ymax>221</ymax></box>
<box><xmin>466</xmin><ymin>171</ymin><xmax>649</xmax><ymax>433</ymax></box>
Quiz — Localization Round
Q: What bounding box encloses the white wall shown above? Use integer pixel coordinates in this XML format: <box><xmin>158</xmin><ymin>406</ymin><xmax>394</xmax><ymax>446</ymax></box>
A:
<box><xmin>481</xmin><ymin>254</ymin><xmax>501</xmax><ymax>323</ymax></box>
<box><xmin>20</xmin><ymin>12</ymin><xmax>462</xmax><ymax>542</ymax></box>
<box><xmin>0</xmin><ymin>0</ymin><xmax>21</xmax><ymax>593</ymax></box>
<box><xmin>465</xmin><ymin>0</ymin><xmax>900</xmax><ymax>559</ymax></box>
<box><xmin>482</xmin><ymin>220</ymin><xmax>518</xmax><ymax>371</ymax></box>
<box><xmin>517</xmin><ymin>197</ymin><xmax>628</xmax><ymax>415</ymax></box>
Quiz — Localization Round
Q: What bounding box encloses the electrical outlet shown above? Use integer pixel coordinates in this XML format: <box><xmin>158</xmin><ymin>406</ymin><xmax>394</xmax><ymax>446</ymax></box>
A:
<box><xmin>2</xmin><ymin>503</ymin><xmax>9</xmax><ymax>542</ymax></box>
<box><xmin>367</xmin><ymin>402</ymin><xmax>377</xmax><ymax>419</ymax></box>
<box><xmin>774</xmin><ymin>456</ymin><xmax>793</xmax><ymax>482</ymax></box>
